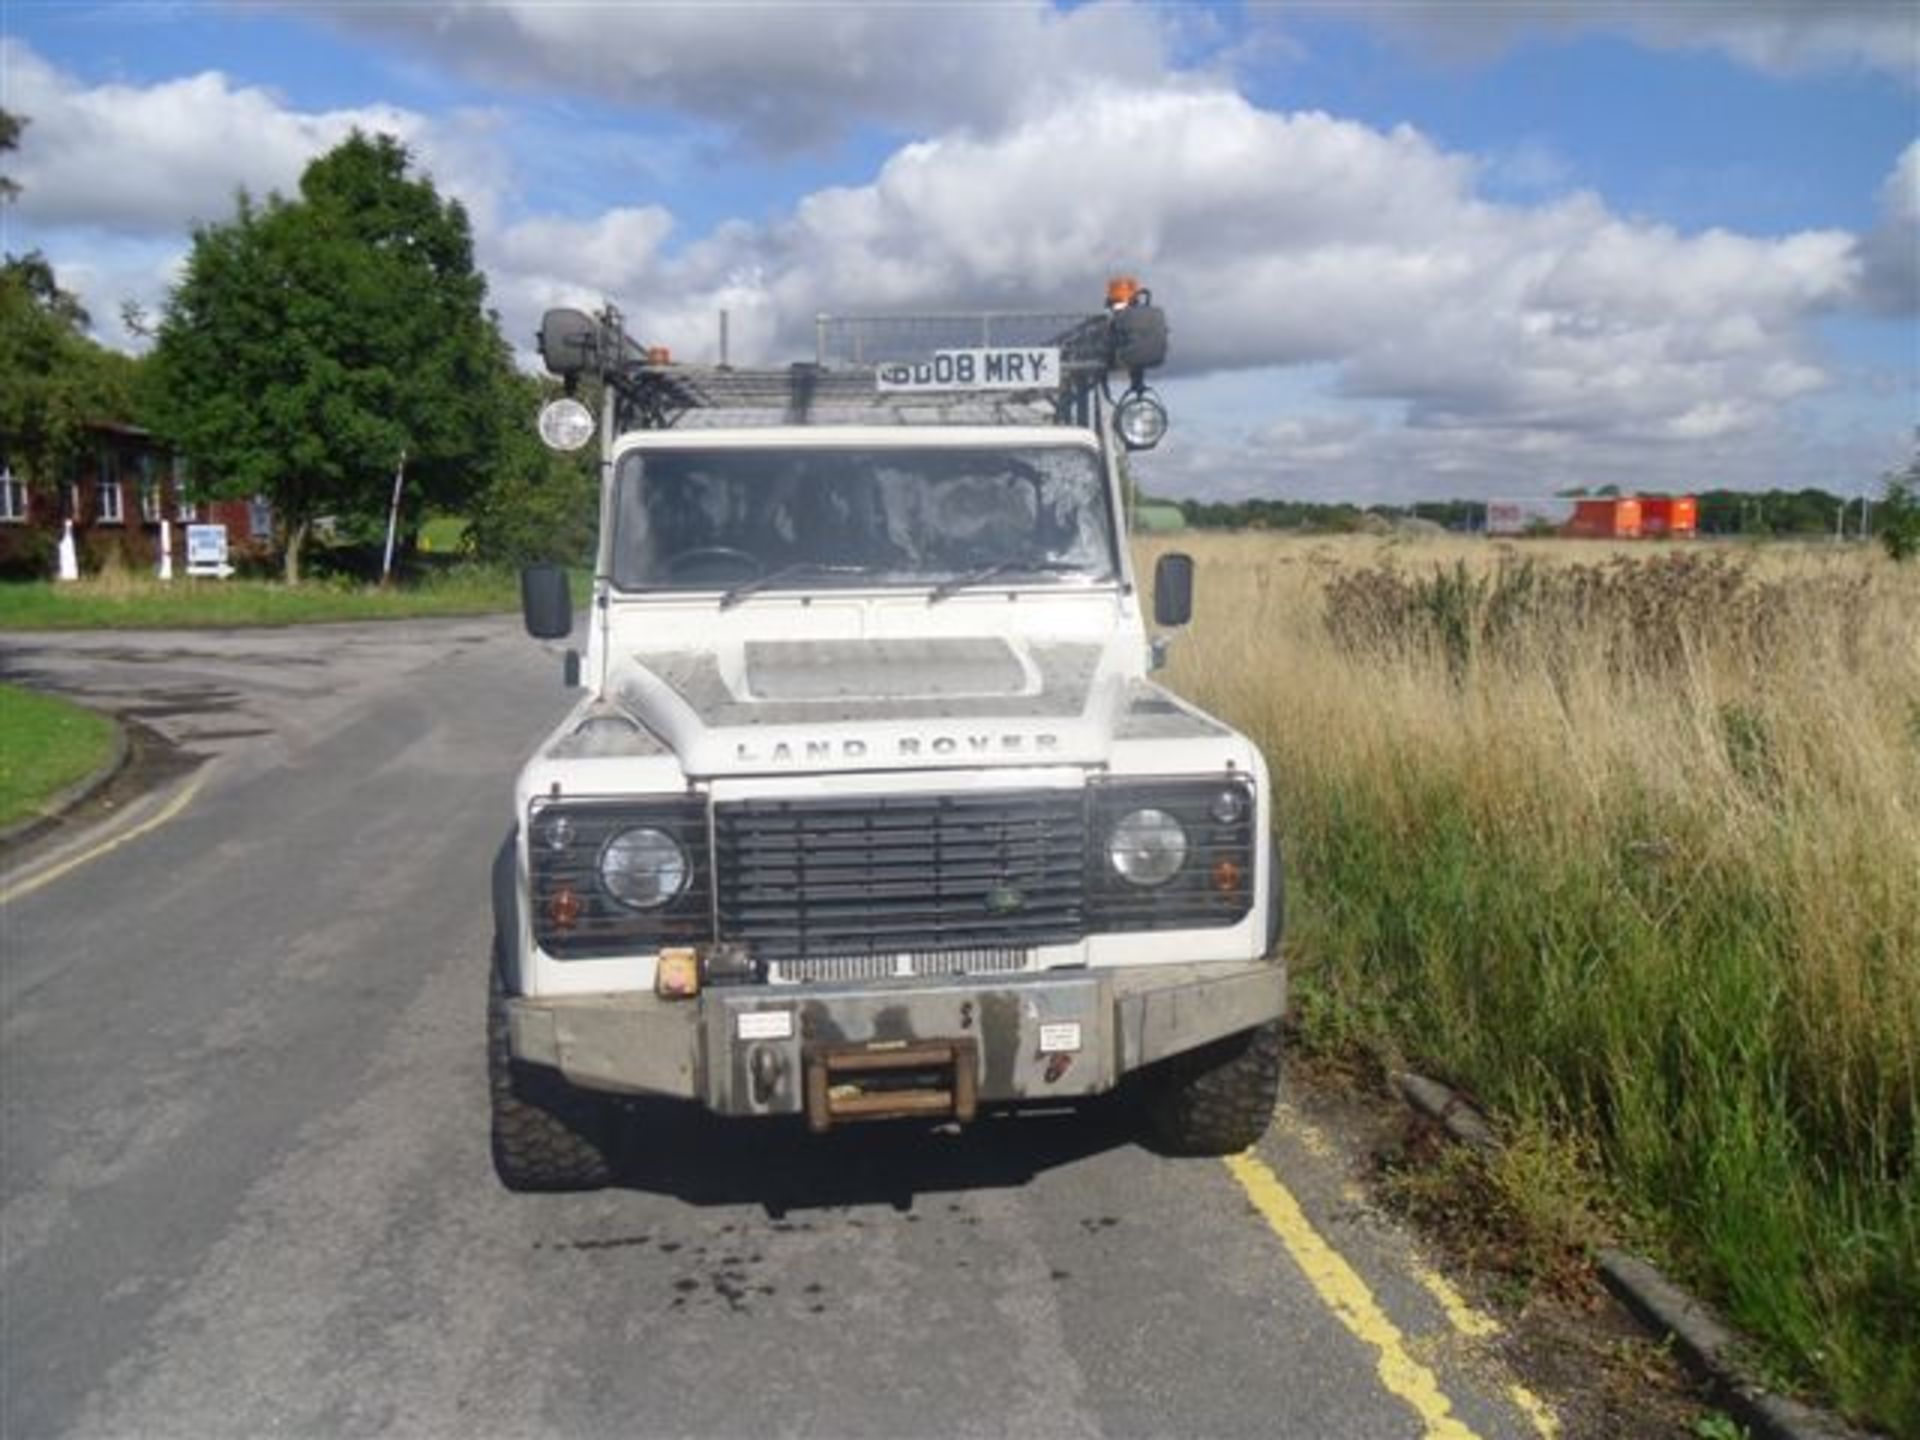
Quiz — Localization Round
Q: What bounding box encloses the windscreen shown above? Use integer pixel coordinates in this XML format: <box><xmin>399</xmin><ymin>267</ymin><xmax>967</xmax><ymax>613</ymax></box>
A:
<box><xmin>610</xmin><ymin>445</ymin><xmax>1117</xmax><ymax>591</ymax></box>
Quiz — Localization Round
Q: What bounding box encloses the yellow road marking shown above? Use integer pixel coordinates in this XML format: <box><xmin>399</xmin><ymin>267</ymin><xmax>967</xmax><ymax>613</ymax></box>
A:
<box><xmin>1224</xmin><ymin>1150</ymin><xmax>1482</xmax><ymax>1440</ymax></box>
<box><xmin>1412</xmin><ymin>1263</ymin><xmax>1562</xmax><ymax>1438</ymax></box>
<box><xmin>1505</xmin><ymin>1383</ymin><xmax>1562</xmax><ymax>1440</ymax></box>
<box><xmin>1413</xmin><ymin>1263</ymin><xmax>1504</xmax><ymax>1340</ymax></box>
<box><xmin>0</xmin><ymin>772</ymin><xmax>207</xmax><ymax>906</ymax></box>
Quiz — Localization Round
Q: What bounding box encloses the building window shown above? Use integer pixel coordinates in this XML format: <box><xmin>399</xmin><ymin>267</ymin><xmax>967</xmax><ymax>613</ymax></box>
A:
<box><xmin>0</xmin><ymin>467</ymin><xmax>25</xmax><ymax>523</ymax></box>
<box><xmin>172</xmin><ymin>456</ymin><xmax>198</xmax><ymax>521</ymax></box>
<box><xmin>95</xmin><ymin>449</ymin><xmax>122</xmax><ymax>525</ymax></box>
<box><xmin>139</xmin><ymin>454</ymin><xmax>162</xmax><ymax>522</ymax></box>
<box><xmin>249</xmin><ymin>495</ymin><xmax>273</xmax><ymax>539</ymax></box>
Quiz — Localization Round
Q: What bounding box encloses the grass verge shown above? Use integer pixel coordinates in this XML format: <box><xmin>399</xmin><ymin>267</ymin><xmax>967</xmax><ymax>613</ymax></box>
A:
<box><xmin>1153</xmin><ymin>534</ymin><xmax>1919</xmax><ymax>1435</ymax></box>
<box><xmin>0</xmin><ymin>566</ymin><xmax>527</xmax><ymax>630</ymax></box>
<box><xmin>0</xmin><ymin>684</ymin><xmax>118</xmax><ymax>827</ymax></box>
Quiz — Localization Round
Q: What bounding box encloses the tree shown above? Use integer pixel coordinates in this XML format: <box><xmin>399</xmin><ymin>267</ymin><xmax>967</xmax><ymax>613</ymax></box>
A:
<box><xmin>1880</xmin><ymin>444</ymin><xmax>1920</xmax><ymax>564</ymax></box>
<box><xmin>0</xmin><ymin>252</ymin><xmax>142</xmax><ymax>492</ymax></box>
<box><xmin>466</xmin><ymin>373</ymin><xmax>598</xmax><ymax>566</ymax></box>
<box><xmin>1</xmin><ymin>107</ymin><xmax>23</xmax><ymax>203</ymax></box>
<box><xmin>150</xmin><ymin>132</ymin><xmax>508</xmax><ymax>581</ymax></box>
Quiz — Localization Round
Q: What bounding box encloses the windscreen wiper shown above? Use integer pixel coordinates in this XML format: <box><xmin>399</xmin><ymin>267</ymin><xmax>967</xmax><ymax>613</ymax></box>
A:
<box><xmin>926</xmin><ymin>559</ymin><xmax>1089</xmax><ymax>605</ymax></box>
<box><xmin>717</xmin><ymin>563</ymin><xmax>877</xmax><ymax>610</ymax></box>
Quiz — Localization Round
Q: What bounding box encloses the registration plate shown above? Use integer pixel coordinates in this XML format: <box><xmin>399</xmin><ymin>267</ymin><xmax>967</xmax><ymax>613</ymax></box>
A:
<box><xmin>876</xmin><ymin>348</ymin><xmax>1061</xmax><ymax>393</ymax></box>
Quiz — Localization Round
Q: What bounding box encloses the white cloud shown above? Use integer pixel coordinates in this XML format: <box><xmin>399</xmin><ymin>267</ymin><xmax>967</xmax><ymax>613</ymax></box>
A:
<box><xmin>311</xmin><ymin>0</ymin><xmax>1179</xmax><ymax>151</ymax></box>
<box><xmin>1</xmin><ymin>41</ymin><xmax>509</xmax><ymax>236</ymax></box>
<box><xmin>488</xmin><ymin>87</ymin><xmax>1856</xmax><ymax>463</ymax></box>
<box><xmin>1312</xmin><ymin>1</ymin><xmax>1918</xmax><ymax>83</ymax></box>
<box><xmin>1856</xmin><ymin>140</ymin><xmax>1920</xmax><ymax>315</ymax></box>
<box><xmin>6</xmin><ymin>38</ymin><xmax>1900</xmax><ymax>501</ymax></box>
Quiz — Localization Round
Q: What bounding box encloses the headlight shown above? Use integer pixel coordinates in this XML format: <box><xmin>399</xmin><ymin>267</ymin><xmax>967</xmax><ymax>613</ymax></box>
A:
<box><xmin>1114</xmin><ymin>389</ymin><xmax>1169</xmax><ymax>451</ymax></box>
<box><xmin>599</xmin><ymin>826</ymin><xmax>689</xmax><ymax>909</ymax></box>
<box><xmin>1107</xmin><ymin>807</ymin><xmax>1188</xmax><ymax>886</ymax></box>
<box><xmin>537</xmin><ymin>396</ymin><xmax>596</xmax><ymax>452</ymax></box>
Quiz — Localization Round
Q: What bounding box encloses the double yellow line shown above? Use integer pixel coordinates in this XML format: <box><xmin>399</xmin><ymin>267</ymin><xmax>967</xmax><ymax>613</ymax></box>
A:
<box><xmin>1224</xmin><ymin>1148</ymin><xmax>1559</xmax><ymax>1440</ymax></box>
<box><xmin>0</xmin><ymin>772</ymin><xmax>207</xmax><ymax>907</ymax></box>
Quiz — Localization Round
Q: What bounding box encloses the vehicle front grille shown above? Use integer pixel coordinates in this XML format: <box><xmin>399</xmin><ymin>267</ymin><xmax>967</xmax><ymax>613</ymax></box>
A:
<box><xmin>716</xmin><ymin>790</ymin><xmax>1086</xmax><ymax>963</ymax></box>
<box><xmin>767</xmin><ymin>947</ymin><xmax>1031</xmax><ymax>985</ymax></box>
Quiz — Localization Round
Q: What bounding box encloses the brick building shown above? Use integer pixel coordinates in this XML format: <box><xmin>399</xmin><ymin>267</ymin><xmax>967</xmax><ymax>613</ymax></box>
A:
<box><xmin>0</xmin><ymin>422</ymin><xmax>273</xmax><ymax>578</ymax></box>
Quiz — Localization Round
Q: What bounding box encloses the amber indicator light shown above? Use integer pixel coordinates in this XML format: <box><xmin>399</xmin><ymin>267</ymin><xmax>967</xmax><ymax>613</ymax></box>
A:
<box><xmin>1211</xmin><ymin>859</ymin><xmax>1243</xmax><ymax>895</ymax></box>
<box><xmin>545</xmin><ymin>886</ymin><xmax>582</xmax><ymax>930</ymax></box>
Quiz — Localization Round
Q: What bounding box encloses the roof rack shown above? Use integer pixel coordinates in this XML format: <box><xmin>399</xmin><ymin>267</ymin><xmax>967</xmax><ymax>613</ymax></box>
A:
<box><xmin>536</xmin><ymin>284</ymin><xmax>1167</xmax><ymax>434</ymax></box>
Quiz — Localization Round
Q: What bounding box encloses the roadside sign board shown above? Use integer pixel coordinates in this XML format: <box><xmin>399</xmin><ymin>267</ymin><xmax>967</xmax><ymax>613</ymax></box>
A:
<box><xmin>186</xmin><ymin>523</ymin><xmax>234</xmax><ymax>578</ymax></box>
<box><xmin>876</xmin><ymin>348</ymin><xmax>1061</xmax><ymax>393</ymax></box>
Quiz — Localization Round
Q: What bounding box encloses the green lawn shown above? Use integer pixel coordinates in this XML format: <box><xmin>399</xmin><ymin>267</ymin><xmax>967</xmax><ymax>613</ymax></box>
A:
<box><xmin>0</xmin><ymin>567</ymin><xmax>535</xmax><ymax>630</ymax></box>
<box><xmin>0</xmin><ymin>684</ymin><xmax>119</xmax><ymax>827</ymax></box>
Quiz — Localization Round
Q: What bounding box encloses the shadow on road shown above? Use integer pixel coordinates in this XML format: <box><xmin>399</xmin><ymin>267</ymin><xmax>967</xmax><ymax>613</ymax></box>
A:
<box><xmin>598</xmin><ymin>1093</ymin><xmax>1147</xmax><ymax>1218</ymax></box>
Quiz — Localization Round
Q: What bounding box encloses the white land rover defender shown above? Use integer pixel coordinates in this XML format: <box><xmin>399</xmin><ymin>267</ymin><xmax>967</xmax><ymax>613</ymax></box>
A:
<box><xmin>491</xmin><ymin>282</ymin><xmax>1285</xmax><ymax>1189</ymax></box>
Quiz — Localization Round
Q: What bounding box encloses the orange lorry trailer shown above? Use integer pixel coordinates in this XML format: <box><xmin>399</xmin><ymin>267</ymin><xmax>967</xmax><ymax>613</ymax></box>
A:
<box><xmin>1639</xmin><ymin>496</ymin><xmax>1698</xmax><ymax>538</ymax></box>
<box><xmin>1564</xmin><ymin>497</ymin><xmax>1642</xmax><ymax>539</ymax></box>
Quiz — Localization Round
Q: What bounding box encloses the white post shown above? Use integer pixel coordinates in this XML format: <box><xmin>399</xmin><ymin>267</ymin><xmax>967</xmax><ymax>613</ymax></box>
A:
<box><xmin>380</xmin><ymin>448</ymin><xmax>407</xmax><ymax>584</ymax></box>
<box><xmin>158</xmin><ymin>517</ymin><xmax>174</xmax><ymax>580</ymax></box>
<box><xmin>57</xmin><ymin>518</ymin><xmax>79</xmax><ymax>581</ymax></box>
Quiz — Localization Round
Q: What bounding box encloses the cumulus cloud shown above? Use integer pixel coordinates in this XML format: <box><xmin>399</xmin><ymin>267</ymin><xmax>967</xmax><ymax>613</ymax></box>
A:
<box><xmin>6</xmin><ymin>35</ymin><xmax>1897</xmax><ymax>499</ymax></box>
<box><xmin>1313</xmin><ymin>1</ymin><xmax>1918</xmax><ymax>82</ymax></box>
<box><xmin>483</xmin><ymin>87</ymin><xmax>1858</xmax><ymax>464</ymax></box>
<box><xmin>1</xmin><ymin>40</ymin><xmax>507</xmax><ymax>236</ymax></box>
<box><xmin>311</xmin><ymin>0</ymin><xmax>1178</xmax><ymax>151</ymax></box>
<box><xmin>1856</xmin><ymin>140</ymin><xmax>1920</xmax><ymax>315</ymax></box>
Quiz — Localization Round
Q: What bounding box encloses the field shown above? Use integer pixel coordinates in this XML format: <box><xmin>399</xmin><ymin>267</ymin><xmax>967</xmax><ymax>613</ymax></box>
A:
<box><xmin>1150</xmin><ymin>533</ymin><xmax>1919</xmax><ymax>1434</ymax></box>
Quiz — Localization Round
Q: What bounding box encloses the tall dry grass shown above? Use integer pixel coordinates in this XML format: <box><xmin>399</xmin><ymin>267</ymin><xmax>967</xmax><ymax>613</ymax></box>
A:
<box><xmin>1148</xmin><ymin>533</ymin><xmax>1920</xmax><ymax>1433</ymax></box>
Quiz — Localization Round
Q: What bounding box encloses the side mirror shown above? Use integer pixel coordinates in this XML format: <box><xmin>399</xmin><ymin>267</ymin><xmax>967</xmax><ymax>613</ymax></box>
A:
<box><xmin>1153</xmin><ymin>552</ymin><xmax>1194</xmax><ymax>628</ymax></box>
<box><xmin>521</xmin><ymin>564</ymin><xmax>573</xmax><ymax>640</ymax></box>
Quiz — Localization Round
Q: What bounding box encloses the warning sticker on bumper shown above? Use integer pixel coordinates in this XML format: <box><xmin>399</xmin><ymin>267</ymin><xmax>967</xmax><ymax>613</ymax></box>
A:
<box><xmin>1038</xmin><ymin>1022</ymin><xmax>1082</xmax><ymax>1054</ymax></box>
<box><xmin>737</xmin><ymin>1010</ymin><xmax>795</xmax><ymax>1041</ymax></box>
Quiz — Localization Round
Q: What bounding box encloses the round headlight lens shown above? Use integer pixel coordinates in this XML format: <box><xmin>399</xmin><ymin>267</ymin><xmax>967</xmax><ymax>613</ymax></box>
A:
<box><xmin>537</xmin><ymin>396</ymin><xmax>596</xmax><ymax>452</ymax></box>
<box><xmin>599</xmin><ymin>826</ymin><xmax>689</xmax><ymax>910</ymax></box>
<box><xmin>1108</xmin><ymin>807</ymin><xmax>1188</xmax><ymax>886</ymax></box>
<box><xmin>1114</xmin><ymin>390</ymin><xmax>1169</xmax><ymax>451</ymax></box>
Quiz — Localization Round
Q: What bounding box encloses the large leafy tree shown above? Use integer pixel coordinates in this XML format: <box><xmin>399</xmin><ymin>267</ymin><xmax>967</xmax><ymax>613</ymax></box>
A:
<box><xmin>2</xmin><ymin>109</ymin><xmax>145</xmax><ymax>493</ymax></box>
<box><xmin>0</xmin><ymin>253</ymin><xmax>144</xmax><ymax>490</ymax></box>
<box><xmin>150</xmin><ymin>132</ymin><xmax>508</xmax><ymax>581</ymax></box>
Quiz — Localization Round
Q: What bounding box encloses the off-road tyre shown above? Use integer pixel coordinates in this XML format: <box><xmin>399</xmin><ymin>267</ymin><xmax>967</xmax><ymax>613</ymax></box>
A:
<box><xmin>1143</xmin><ymin>1020</ymin><xmax>1283</xmax><ymax>1156</ymax></box>
<box><xmin>488</xmin><ymin>961</ymin><xmax>615</xmax><ymax>1191</ymax></box>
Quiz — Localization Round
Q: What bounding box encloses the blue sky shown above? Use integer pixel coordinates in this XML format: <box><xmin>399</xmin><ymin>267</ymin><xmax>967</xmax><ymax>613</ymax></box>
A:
<box><xmin>3</xmin><ymin>1</ymin><xmax>1914</xmax><ymax>503</ymax></box>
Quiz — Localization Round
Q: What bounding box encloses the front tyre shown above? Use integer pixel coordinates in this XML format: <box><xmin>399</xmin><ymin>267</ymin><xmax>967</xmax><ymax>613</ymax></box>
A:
<box><xmin>488</xmin><ymin>960</ymin><xmax>614</xmax><ymax>1191</ymax></box>
<box><xmin>1143</xmin><ymin>1020</ymin><xmax>1283</xmax><ymax>1156</ymax></box>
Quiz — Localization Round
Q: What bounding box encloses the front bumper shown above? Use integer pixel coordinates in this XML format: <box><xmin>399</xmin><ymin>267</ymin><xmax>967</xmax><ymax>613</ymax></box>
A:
<box><xmin>506</xmin><ymin>960</ymin><xmax>1286</xmax><ymax>1120</ymax></box>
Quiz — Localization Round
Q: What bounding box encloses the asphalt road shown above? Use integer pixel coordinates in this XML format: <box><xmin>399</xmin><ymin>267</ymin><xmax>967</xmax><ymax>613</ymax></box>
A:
<box><xmin>2</xmin><ymin>620</ymin><xmax>1560</xmax><ymax>1440</ymax></box>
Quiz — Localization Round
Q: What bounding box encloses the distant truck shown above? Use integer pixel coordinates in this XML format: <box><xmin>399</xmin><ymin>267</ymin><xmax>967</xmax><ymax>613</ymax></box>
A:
<box><xmin>489</xmin><ymin>281</ymin><xmax>1285</xmax><ymax>1189</ymax></box>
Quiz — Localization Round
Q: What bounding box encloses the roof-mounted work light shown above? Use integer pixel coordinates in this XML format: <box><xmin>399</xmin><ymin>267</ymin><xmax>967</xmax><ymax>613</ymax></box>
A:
<box><xmin>537</xmin><ymin>396</ymin><xmax>596</xmax><ymax>452</ymax></box>
<box><xmin>1114</xmin><ymin>387</ymin><xmax>1169</xmax><ymax>451</ymax></box>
